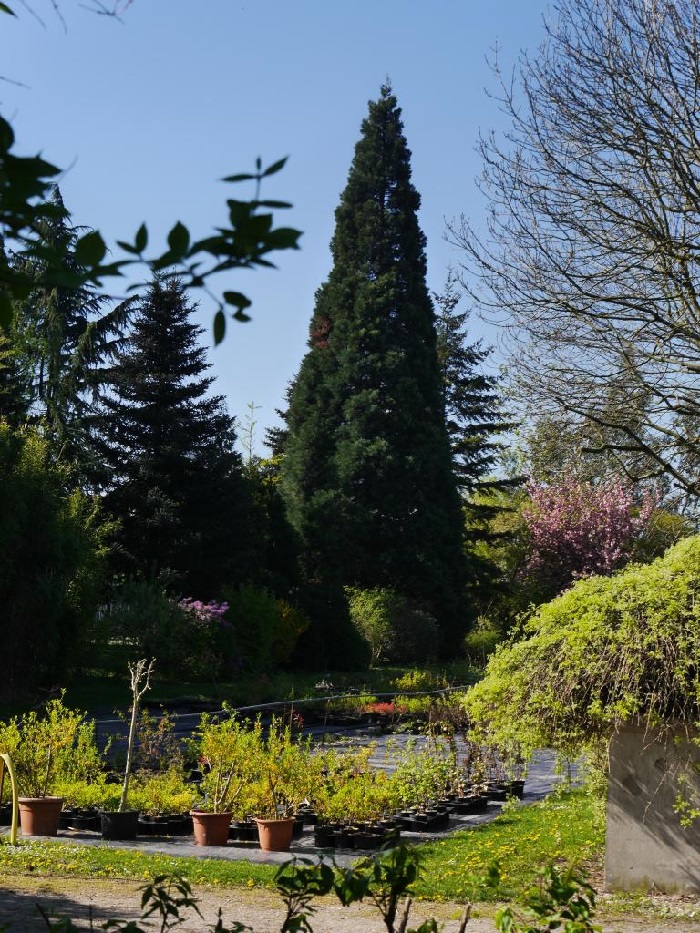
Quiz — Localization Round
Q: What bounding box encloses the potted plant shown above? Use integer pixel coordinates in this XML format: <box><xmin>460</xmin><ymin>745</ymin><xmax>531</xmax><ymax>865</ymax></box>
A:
<box><xmin>251</xmin><ymin>719</ymin><xmax>315</xmax><ymax>852</ymax></box>
<box><xmin>100</xmin><ymin>658</ymin><xmax>155</xmax><ymax>841</ymax></box>
<box><xmin>0</xmin><ymin>695</ymin><xmax>97</xmax><ymax>837</ymax></box>
<box><xmin>132</xmin><ymin>768</ymin><xmax>198</xmax><ymax>836</ymax></box>
<box><xmin>189</xmin><ymin>710</ymin><xmax>259</xmax><ymax>846</ymax></box>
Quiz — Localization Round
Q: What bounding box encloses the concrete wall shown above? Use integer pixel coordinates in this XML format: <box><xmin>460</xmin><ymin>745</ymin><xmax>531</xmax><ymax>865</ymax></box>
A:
<box><xmin>606</xmin><ymin>724</ymin><xmax>700</xmax><ymax>893</ymax></box>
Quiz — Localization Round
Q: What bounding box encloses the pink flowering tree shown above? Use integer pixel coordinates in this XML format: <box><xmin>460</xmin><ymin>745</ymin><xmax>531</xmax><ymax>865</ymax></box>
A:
<box><xmin>522</xmin><ymin>474</ymin><xmax>656</xmax><ymax>599</ymax></box>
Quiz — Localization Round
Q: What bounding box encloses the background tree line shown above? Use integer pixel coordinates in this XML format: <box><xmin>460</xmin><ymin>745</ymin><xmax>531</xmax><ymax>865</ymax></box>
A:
<box><xmin>5</xmin><ymin>0</ymin><xmax>700</xmax><ymax>694</ymax></box>
<box><xmin>0</xmin><ymin>86</ymin><xmax>512</xmax><ymax>694</ymax></box>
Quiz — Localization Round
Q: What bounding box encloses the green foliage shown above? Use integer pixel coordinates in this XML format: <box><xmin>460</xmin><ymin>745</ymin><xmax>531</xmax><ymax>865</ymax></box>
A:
<box><xmin>0</xmin><ymin>695</ymin><xmax>101</xmax><ymax>798</ymax></box>
<box><xmin>346</xmin><ymin>587</ymin><xmax>440</xmax><ymax>664</ymax></box>
<box><xmin>51</xmin><ymin>776</ymin><xmax>110</xmax><ymax>810</ymax></box>
<box><xmin>103</xmin><ymin>581</ymin><xmax>238</xmax><ymax>682</ymax></box>
<box><xmin>8</xmin><ymin>186</ymin><xmax>123</xmax><ymax>475</ymax></box>
<box><xmin>391</xmin><ymin>669</ymin><xmax>445</xmax><ymax>693</ymax></box>
<box><xmin>0</xmin><ymin>109</ymin><xmax>300</xmax><ymax>337</ymax></box>
<box><xmin>493</xmin><ymin>863</ymin><xmax>601</xmax><ymax>933</ymax></box>
<box><xmin>222</xmin><ymin>584</ymin><xmax>306</xmax><ymax>674</ymax></box>
<box><xmin>389</xmin><ymin>738</ymin><xmax>454</xmax><ymax>809</ymax></box>
<box><xmin>464</xmin><ymin>535</ymin><xmax>700</xmax><ymax>759</ymax></box>
<box><xmin>247</xmin><ymin>718</ymin><xmax>319</xmax><ymax>820</ymax></box>
<box><xmin>190</xmin><ymin>713</ymin><xmax>319</xmax><ymax>820</ymax></box>
<box><xmin>334</xmin><ymin>845</ymin><xmax>441</xmax><ymax>933</ymax></box>
<box><xmin>0</xmin><ymin>424</ymin><xmax>107</xmax><ymax>694</ymax></box>
<box><xmin>463</xmin><ymin>619</ymin><xmax>503</xmax><ymax>669</ymax></box>
<box><xmin>460</xmin><ymin>487</ymin><xmax>534</xmax><ymax>633</ymax></box>
<box><xmin>279</xmin><ymin>85</ymin><xmax>468</xmax><ymax>653</ymax></box>
<box><xmin>93</xmin><ymin>277</ymin><xmax>255</xmax><ymax>595</ymax></box>
<box><xmin>0</xmin><ymin>329</ymin><xmax>29</xmax><ymax>425</ymax></box>
<box><xmin>292</xmin><ymin>582</ymin><xmax>372</xmax><ymax>671</ymax></box>
<box><xmin>190</xmin><ymin>713</ymin><xmax>261</xmax><ymax>814</ymax></box>
<box><xmin>274</xmin><ymin>857</ymin><xmax>335</xmax><ymax>933</ymax></box>
<box><xmin>129</xmin><ymin>769</ymin><xmax>198</xmax><ymax>818</ymax></box>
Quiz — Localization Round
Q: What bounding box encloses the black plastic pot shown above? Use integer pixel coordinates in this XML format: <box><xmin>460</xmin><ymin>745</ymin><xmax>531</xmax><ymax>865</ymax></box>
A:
<box><xmin>100</xmin><ymin>809</ymin><xmax>139</xmax><ymax>841</ymax></box>
<box><xmin>487</xmin><ymin>780</ymin><xmax>525</xmax><ymax>801</ymax></box>
<box><xmin>313</xmin><ymin>824</ymin><xmax>336</xmax><ymax>848</ymax></box>
<box><xmin>452</xmin><ymin>794</ymin><xmax>489</xmax><ymax>814</ymax></box>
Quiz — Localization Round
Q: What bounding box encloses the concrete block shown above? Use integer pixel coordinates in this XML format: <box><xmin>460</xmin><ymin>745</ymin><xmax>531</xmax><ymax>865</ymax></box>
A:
<box><xmin>605</xmin><ymin>724</ymin><xmax>700</xmax><ymax>893</ymax></box>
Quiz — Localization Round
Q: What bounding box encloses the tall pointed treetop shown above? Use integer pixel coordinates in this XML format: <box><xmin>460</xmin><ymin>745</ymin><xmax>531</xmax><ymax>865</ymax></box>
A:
<box><xmin>281</xmin><ymin>86</ymin><xmax>468</xmax><ymax>651</ymax></box>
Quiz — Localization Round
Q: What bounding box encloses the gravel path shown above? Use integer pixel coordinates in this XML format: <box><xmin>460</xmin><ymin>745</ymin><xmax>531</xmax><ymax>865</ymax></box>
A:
<box><xmin>1</xmin><ymin>876</ymin><xmax>700</xmax><ymax>932</ymax></box>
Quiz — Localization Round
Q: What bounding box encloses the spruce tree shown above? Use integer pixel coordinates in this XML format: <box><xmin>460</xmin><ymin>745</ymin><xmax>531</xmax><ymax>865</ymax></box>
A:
<box><xmin>434</xmin><ymin>275</ymin><xmax>518</xmax><ymax>615</ymax></box>
<box><xmin>281</xmin><ymin>85</ymin><xmax>468</xmax><ymax>650</ymax></box>
<box><xmin>434</xmin><ymin>274</ymin><xmax>515</xmax><ymax>513</ymax></box>
<box><xmin>93</xmin><ymin>276</ymin><xmax>253</xmax><ymax>596</ymax></box>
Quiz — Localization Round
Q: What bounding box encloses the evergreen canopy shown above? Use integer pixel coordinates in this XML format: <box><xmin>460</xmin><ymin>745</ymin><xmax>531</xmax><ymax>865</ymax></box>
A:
<box><xmin>92</xmin><ymin>276</ymin><xmax>252</xmax><ymax>596</ymax></box>
<box><xmin>280</xmin><ymin>86</ymin><xmax>468</xmax><ymax>649</ymax></box>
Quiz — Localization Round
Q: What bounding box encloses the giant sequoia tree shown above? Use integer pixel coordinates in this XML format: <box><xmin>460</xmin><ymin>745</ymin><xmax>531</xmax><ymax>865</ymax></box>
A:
<box><xmin>281</xmin><ymin>86</ymin><xmax>468</xmax><ymax>650</ymax></box>
<box><xmin>92</xmin><ymin>276</ymin><xmax>253</xmax><ymax>596</ymax></box>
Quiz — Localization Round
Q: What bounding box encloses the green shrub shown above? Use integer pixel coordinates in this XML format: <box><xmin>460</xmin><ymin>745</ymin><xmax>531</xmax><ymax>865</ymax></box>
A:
<box><xmin>103</xmin><ymin>582</ymin><xmax>237</xmax><ymax>681</ymax></box>
<box><xmin>221</xmin><ymin>584</ymin><xmax>308</xmax><ymax>674</ymax></box>
<box><xmin>292</xmin><ymin>582</ymin><xmax>372</xmax><ymax>671</ymax></box>
<box><xmin>463</xmin><ymin>617</ymin><xmax>502</xmax><ymax>668</ymax></box>
<box><xmin>275</xmin><ymin>599</ymin><xmax>311</xmax><ymax>668</ymax></box>
<box><xmin>391</xmin><ymin>669</ymin><xmax>445</xmax><ymax>692</ymax></box>
<box><xmin>346</xmin><ymin>587</ymin><xmax>439</xmax><ymax>663</ymax></box>
<box><xmin>0</xmin><ymin>695</ymin><xmax>103</xmax><ymax>798</ymax></box>
<box><xmin>0</xmin><ymin>425</ymin><xmax>107</xmax><ymax>695</ymax></box>
<box><xmin>130</xmin><ymin>768</ymin><xmax>198</xmax><ymax>817</ymax></box>
<box><xmin>464</xmin><ymin>535</ymin><xmax>700</xmax><ymax>759</ymax></box>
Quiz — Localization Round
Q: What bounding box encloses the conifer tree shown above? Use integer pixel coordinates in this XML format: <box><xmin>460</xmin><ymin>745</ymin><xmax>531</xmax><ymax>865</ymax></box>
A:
<box><xmin>434</xmin><ymin>274</ymin><xmax>513</xmax><ymax>502</ymax></box>
<box><xmin>280</xmin><ymin>86</ymin><xmax>468</xmax><ymax>650</ymax></box>
<box><xmin>434</xmin><ymin>275</ymin><xmax>517</xmax><ymax>612</ymax></box>
<box><xmin>92</xmin><ymin>276</ymin><xmax>253</xmax><ymax>596</ymax></box>
<box><xmin>9</xmin><ymin>187</ymin><xmax>128</xmax><ymax>472</ymax></box>
<box><xmin>0</xmin><ymin>331</ymin><xmax>29</xmax><ymax>426</ymax></box>
<box><xmin>0</xmin><ymin>238</ymin><xmax>29</xmax><ymax>425</ymax></box>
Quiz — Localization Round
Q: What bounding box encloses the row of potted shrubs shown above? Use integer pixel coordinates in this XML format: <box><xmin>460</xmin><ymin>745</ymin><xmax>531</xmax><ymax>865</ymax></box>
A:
<box><xmin>0</xmin><ymin>695</ymin><xmax>524</xmax><ymax>851</ymax></box>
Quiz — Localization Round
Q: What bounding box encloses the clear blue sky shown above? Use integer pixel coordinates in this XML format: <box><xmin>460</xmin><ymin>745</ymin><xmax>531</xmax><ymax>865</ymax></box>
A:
<box><xmin>1</xmin><ymin>1</ymin><xmax>549</xmax><ymax>453</ymax></box>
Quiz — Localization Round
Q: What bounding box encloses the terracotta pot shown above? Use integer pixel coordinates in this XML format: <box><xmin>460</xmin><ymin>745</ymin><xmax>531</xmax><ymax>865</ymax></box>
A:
<box><xmin>255</xmin><ymin>816</ymin><xmax>295</xmax><ymax>852</ymax></box>
<box><xmin>190</xmin><ymin>810</ymin><xmax>232</xmax><ymax>846</ymax></box>
<box><xmin>18</xmin><ymin>796</ymin><xmax>64</xmax><ymax>837</ymax></box>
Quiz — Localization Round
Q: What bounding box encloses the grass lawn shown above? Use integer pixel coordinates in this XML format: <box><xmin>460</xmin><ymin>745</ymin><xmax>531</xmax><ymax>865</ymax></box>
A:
<box><xmin>414</xmin><ymin>789</ymin><xmax>605</xmax><ymax>902</ymax></box>
<box><xmin>0</xmin><ymin>790</ymin><xmax>604</xmax><ymax>904</ymax></box>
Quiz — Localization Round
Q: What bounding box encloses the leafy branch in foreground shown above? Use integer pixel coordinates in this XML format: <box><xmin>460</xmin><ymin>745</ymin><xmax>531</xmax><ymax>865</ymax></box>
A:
<box><xmin>491</xmin><ymin>862</ymin><xmax>601</xmax><ymax>933</ymax></box>
<box><xmin>0</xmin><ymin>113</ymin><xmax>301</xmax><ymax>342</ymax></box>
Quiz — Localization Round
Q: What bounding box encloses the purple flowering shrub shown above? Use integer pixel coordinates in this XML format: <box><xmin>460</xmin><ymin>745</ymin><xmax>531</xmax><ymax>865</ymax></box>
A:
<box><xmin>177</xmin><ymin>598</ymin><xmax>239</xmax><ymax>680</ymax></box>
<box><xmin>178</xmin><ymin>598</ymin><xmax>229</xmax><ymax>622</ymax></box>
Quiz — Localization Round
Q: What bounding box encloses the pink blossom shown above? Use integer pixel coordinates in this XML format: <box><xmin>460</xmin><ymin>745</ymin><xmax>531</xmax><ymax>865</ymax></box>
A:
<box><xmin>522</xmin><ymin>474</ymin><xmax>656</xmax><ymax>595</ymax></box>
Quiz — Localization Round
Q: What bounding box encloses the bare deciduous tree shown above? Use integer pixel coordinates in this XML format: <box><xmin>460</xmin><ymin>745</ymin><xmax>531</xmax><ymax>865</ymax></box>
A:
<box><xmin>450</xmin><ymin>0</ymin><xmax>700</xmax><ymax>504</ymax></box>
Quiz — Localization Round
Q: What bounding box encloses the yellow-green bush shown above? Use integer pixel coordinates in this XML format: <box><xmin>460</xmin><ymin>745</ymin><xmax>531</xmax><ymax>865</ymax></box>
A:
<box><xmin>464</xmin><ymin>536</ymin><xmax>700</xmax><ymax>758</ymax></box>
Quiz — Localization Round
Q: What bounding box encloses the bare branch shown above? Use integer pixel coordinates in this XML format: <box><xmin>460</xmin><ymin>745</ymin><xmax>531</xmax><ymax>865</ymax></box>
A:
<box><xmin>451</xmin><ymin>0</ymin><xmax>700</xmax><ymax>504</ymax></box>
